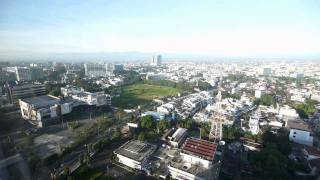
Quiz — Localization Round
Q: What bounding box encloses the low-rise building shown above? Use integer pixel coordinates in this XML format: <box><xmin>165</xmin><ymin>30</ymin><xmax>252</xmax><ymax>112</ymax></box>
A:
<box><xmin>156</xmin><ymin>91</ymin><xmax>213</xmax><ymax>120</ymax></box>
<box><xmin>5</xmin><ymin>83</ymin><xmax>46</xmax><ymax>104</ymax></box>
<box><xmin>61</xmin><ymin>85</ymin><xmax>111</xmax><ymax>106</ymax></box>
<box><xmin>248</xmin><ymin>114</ymin><xmax>260</xmax><ymax>135</ymax></box>
<box><xmin>286</xmin><ymin>120</ymin><xmax>313</xmax><ymax>146</ymax></box>
<box><xmin>162</xmin><ymin>128</ymin><xmax>188</xmax><ymax>148</ymax></box>
<box><xmin>19</xmin><ymin>95</ymin><xmax>68</xmax><ymax>127</ymax></box>
<box><xmin>168</xmin><ymin>138</ymin><xmax>220</xmax><ymax>180</ymax></box>
<box><xmin>114</xmin><ymin>140</ymin><xmax>156</xmax><ymax>170</ymax></box>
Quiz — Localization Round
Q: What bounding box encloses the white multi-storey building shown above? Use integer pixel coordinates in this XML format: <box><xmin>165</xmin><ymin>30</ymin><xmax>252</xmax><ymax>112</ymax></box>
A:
<box><xmin>15</xmin><ymin>67</ymin><xmax>31</xmax><ymax>81</ymax></box>
<box><xmin>61</xmin><ymin>86</ymin><xmax>111</xmax><ymax>106</ymax></box>
<box><xmin>150</xmin><ymin>55</ymin><xmax>162</xmax><ymax>66</ymax></box>
<box><xmin>84</xmin><ymin>63</ymin><xmax>107</xmax><ymax>77</ymax></box>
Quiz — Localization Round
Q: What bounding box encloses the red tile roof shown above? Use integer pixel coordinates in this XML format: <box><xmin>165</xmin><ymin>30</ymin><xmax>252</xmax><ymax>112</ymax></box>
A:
<box><xmin>181</xmin><ymin>138</ymin><xmax>217</xmax><ymax>161</ymax></box>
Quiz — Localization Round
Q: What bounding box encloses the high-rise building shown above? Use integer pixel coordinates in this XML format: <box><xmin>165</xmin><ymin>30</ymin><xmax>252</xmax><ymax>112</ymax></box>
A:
<box><xmin>113</xmin><ymin>64</ymin><xmax>124</xmax><ymax>73</ymax></box>
<box><xmin>15</xmin><ymin>67</ymin><xmax>31</xmax><ymax>81</ymax></box>
<box><xmin>263</xmin><ymin>68</ymin><xmax>272</xmax><ymax>76</ymax></box>
<box><xmin>84</xmin><ymin>63</ymin><xmax>106</xmax><ymax>77</ymax></box>
<box><xmin>150</xmin><ymin>55</ymin><xmax>162</xmax><ymax>66</ymax></box>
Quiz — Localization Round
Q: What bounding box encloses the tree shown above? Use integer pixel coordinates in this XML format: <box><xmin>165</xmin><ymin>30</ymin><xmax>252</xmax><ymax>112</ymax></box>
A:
<box><xmin>49</xmin><ymin>88</ymin><xmax>60</xmax><ymax>97</ymax></box>
<box><xmin>295</xmin><ymin>99</ymin><xmax>318</xmax><ymax>119</ymax></box>
<box><xmin>262</xmin><ymin>128</ymin><xmax>291</xmax><ymax>156</ymax></box>
<box><xmin>140</xmin><ymin>115</ymin><xmax>155</xmax><ymax>130</ymax></box>
<box><xmin>247</xmin><ymin>128</ymin><xmax>293</xmax><ymax>179</ymax></box>
<box><xmin>138</xmin><ymin>132</ymin><xmax>146</xmax><ymax>142</ymax></box>
<box><xmin>112</xmin><ymin>128</ymin><xmax>121</xmax><ymax>140</ymax></box>
<box><xmin>257</xmin><ymin>94</ymin><xmax>276</xmax><ymax>107</ymax></box>
<box><xmin>200</xmin><ymin>123</ymin><xmax>210</xmax><ymax>139</ymax></box>
<box><xmin>177</xmin><ymin>118</ymin><xmax>195</xmax><ymax>130</ymax></box>
<box><xmin>222</xmin><ymin>125</ymin><xmax>242</xmax><ymax>142</ymax></box>
<box><xmin>157</xmin><ymin>120</ymin><xmax>170</xmax><ymax>133</ymax></box>
<box><xmin>249</xmin><ymin>143</ymin><xmax>288</xmax><ymax>179</ymax></box>
<box><xmin>198</xmin><ymin>81</ymin><xmax>212</xmax><ymax>91</ymax></box>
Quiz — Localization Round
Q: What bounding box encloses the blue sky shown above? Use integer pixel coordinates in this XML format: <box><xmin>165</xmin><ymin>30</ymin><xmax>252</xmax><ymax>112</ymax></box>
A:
<box><xmin>0</xmin><ymin>0</ymin><xmax>320</xmax><ymax>57</ymax></box>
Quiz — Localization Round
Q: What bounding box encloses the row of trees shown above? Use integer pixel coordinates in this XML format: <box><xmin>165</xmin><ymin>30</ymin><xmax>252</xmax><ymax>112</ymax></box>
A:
<box><xmin>247</xmin><ymin>128</ymin><xmax>308</xmax><ymax>179</ymax></box>
<box><xmin>143</xmin><ymin>80</ymin><xmax>193</xmax><ymax>92</ymax></box>
<box><xmin>137</xmin><ymin>115</ymin><xmax>171</xmax><ymax>142</ymax></box>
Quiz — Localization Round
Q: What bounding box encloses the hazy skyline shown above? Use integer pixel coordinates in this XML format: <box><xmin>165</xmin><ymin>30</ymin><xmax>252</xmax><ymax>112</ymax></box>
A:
<box><xmin>1</xmin><ymin>0</ymin><xmax>320</xmax><ymax>59</ymax></box>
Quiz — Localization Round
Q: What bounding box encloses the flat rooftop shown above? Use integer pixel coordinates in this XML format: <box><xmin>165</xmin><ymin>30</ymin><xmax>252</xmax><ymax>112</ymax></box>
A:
<box><xmin>169</xmin><ymin>156</ymin><xmax>220</xmax><ymax>179</ymax></box>
<box><xmin>181</xmin><ymin>138</ymin><xmax>217</xmax><ymax>161</ymax></box>
<box><xmin>114</xmin><ymin>140</ymin><xmax>156</xmax><ymax>162</ymax></box>
<box><xmin>287</xmin><ymin>120</ymin><xmax>312</xmax><ymax>132</ymax></box>
<box><xmin>21</xmin><ymin>95</ymin><xmax>60</xmax><ymax>109</ymax></box>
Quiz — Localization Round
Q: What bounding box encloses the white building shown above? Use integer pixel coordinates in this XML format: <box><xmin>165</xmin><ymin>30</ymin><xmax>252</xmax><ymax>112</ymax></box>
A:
<box><xmin>278</xmin><ymin>105</ymin><xmax>299</xmax><ymax>121</ymax></box>
<box><xmin>15</xmin><ymin>67</ymin><xmax>31</xmax><ymax>81</ymax></box>
<box><xmin>248</xmin><ymin>114</ymin><xmax>260</xmax><ymax>135</ymax></box>
<box><xmin>114</xmin><ymin>140</ymin><xmax>156</xmax><ymax>170</ymax></box>
<box><xmin>157</xmin><ymin>103</ymin><xmax>174</xmax><ymax>115</ymax></box>
<box><xmin>254</xmin><ymin>89</ymin><xmax>262</xmax><ymax>98</ymax></box>
<box><xmin>19</xmin><ymin>95</ymin><xmax>71</xmax><ymax>127</ymax></box>
<box><xmin>84</xmin><ymin>63</ymin><xmax>107</xmax><ymax>77</ymax></box>
<box><xmin>61</xmin><ymin>86</ymin><xmax>111</xmax><ymax>106</ymax></box>
<box><xmin>287</xmin><ymin>120</ymin><xmax>313</xmax><ymax>146</ymax></box>
<box><xmin>146</xmin><ymin>73</ymin><xmax>167</xmax><ymax>80</ymax></box>
<box><xmin>168</xmin><ymin>128</ymin><xmax>188</xmax><ymax>148</ymax></box>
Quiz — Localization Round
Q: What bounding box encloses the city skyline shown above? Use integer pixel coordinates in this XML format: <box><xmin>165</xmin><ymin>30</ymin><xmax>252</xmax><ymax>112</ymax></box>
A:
<box><xmin>1</xmin><ymin>0</ymin><xmax>320</xmax><ymax>59</ymax></box>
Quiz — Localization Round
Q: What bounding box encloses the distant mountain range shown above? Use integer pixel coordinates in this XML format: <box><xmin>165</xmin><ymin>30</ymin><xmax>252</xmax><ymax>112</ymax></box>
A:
<box><xmin>0</xmin><ymin>51</ymin><xmax>319</xmax><ymax>62</ymax></box>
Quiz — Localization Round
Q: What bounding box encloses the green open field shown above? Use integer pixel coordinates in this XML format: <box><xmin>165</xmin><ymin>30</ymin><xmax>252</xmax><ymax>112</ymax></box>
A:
<box><xmin>112</xmin><ymin>83</ymin><xmax>180</xmax><ymax>108</ymax></box>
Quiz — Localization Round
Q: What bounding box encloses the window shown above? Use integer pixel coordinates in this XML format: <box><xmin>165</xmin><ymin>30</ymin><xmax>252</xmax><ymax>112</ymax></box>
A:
<box><xmin>293</xmin><ymin>135</ymin><xmax>296</xmax><ymax>138</ymax></box>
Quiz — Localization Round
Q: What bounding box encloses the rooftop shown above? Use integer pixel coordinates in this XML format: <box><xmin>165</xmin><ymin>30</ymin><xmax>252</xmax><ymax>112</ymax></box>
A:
<box><xmin>169</xmin><ymin>156</ymin><xmax>220</xmax><ymax>179</ymax></box>
<box><xmin>114</xmin><ymin>140</ymin><xmax>156</xmax><ymax>162</ymax></box>
<box><xmin>287</xmin><ymin>120</ymin><xmax>312</xmax><ymax>132</ymax></box>
<box><xmin>181</xmin><ymin>138</ymin><xmax>217</xmax><ymax>161</ymax></box>
<box><xmin>21</xmin><ymin>95</ymin><xmax>60</xmax><ymax>109</ymax></box>
<box><xmin>171</xmin><ymin>128</ymin><xmax>187</xmax><ymax>142</ymax></box>
<box><xmin>11</xmin><ymin>84</ymin><xmax>45</xmax><ymax>90</ymax></box>
<box><xmin>304</xmin><ymin>146</ymin><xmax>320</xmax><ymax>157</ymax></box>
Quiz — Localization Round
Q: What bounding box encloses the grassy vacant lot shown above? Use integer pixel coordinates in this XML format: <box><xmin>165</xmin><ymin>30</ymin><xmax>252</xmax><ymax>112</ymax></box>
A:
<box><xmin>112</xmin><ymin>83</ymin><xmax>180</xmax><ymax>108</ymax></box>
